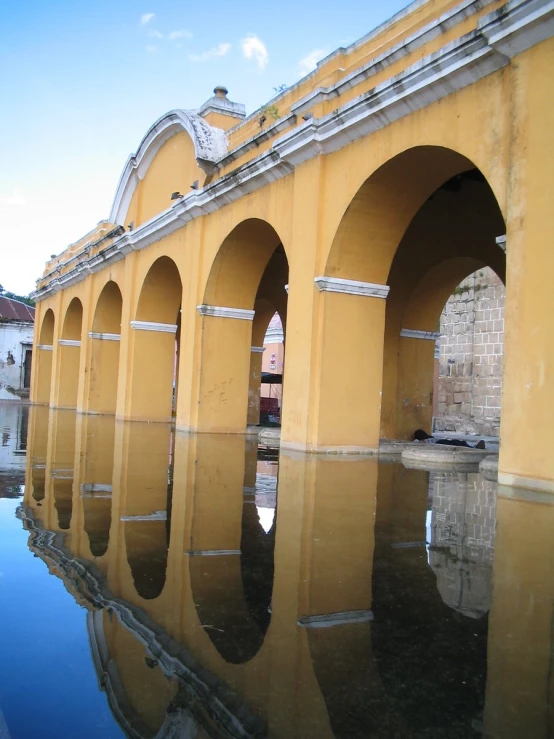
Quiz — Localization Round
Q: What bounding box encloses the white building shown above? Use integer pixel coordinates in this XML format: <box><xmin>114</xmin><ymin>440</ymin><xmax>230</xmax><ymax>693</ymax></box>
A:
<box><xmin>0</xmin><ymin>296</ymin><xmax>35</xmax><ymax>401</ymax></box>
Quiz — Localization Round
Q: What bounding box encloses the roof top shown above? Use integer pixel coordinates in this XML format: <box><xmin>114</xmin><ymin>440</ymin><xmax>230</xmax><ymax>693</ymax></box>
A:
<box><xmin>0</xmin><ymin>296</ymin><xmax>35</xmax><ymax>322</ymax></box>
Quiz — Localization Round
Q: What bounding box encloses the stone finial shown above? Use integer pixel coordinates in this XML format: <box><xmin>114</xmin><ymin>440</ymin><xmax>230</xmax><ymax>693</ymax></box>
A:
<box><xmin>198</xmin><ymin>86</ymin><xmax>246</xmax><ymax>124</ymax></box>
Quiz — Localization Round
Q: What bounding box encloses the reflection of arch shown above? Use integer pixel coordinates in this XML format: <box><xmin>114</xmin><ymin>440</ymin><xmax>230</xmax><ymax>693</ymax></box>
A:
<box><xmin>89</xmin><ymin>281</ymin><xmax>123</xmax><ymax>414</ymax></box>
<box><xmin>35</xmin><ymin>309</ymin><xmax>55</xmax><ymax>404</ymax></box>
<box><xmin>53</xmin><ymin>476</ymin><xmax>73</xmax><ymax>530</ymax></box>
<box><xmin>189</xmin><ymin>510</ymin><xmax>275</xmax><ymax>664</ymax></box>
<box><xmin>128</xmin><ymin>257</ymin><xmax>182</xmax><ymax>422</ymax></box>
<box><xmin>188</xmin><ymin>438</ymin><xmax>276</xmax><ymax>664</ymax></box>
<box><xmin>109</xmin><ymin>110</ymin><xmax>228</xmax><ymax>225</ymax></box>
<box><xmin>83</xmin><ymin>497</ymin><xmax>111</xmax><ymax>557</ymax></box>
<box><xmin>125</xmin><ymin>520</ymin><xmax>169</xmax><ymax>600</ymax></box>
<box><xmin>57</xmin><ymin>298</ymin><xmax>83</xmax><ymax>408</ymax></box>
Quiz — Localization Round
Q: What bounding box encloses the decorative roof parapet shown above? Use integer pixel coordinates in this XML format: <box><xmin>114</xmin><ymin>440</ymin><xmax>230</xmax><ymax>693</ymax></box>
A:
<box><xmin>32</xmin><ymin>0</ymin><xmax>554</xmax><ymax>303</ymax></box>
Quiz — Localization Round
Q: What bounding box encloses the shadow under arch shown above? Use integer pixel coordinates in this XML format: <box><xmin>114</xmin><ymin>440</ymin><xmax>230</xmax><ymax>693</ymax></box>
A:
<box><xmin>188</xmin><ymin>438</ymin><xmax>277</xmax><ymax>665</ymax></box>
<box><xmin>89</xmin><ymin>280</ymin><xmax>123</xmax><ymax>414</ymax></box>
<box><xmin>128</xmin><ymin>256</ymin><xmax>182</xmax><ymax>422</ymax></box>
<box><xmin>35</xmin><ymin>309</ymin><xmax>55</xmax><ymax>404</ymax></box>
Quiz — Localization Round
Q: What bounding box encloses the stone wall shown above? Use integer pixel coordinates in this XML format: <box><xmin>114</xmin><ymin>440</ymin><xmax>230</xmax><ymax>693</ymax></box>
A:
<box><xmin>435</xmin><ymin>268</ymin><xmax>504</xmax><ymax>436</ymax></box>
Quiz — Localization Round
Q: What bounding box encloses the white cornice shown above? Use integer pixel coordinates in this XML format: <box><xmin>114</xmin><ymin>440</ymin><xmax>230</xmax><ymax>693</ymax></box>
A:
<box><xmin>130</xmin><ymin>321</ymin><xmax>177</xmax><ymax>333</ymax></box>
<box><xmin>251</xmin><ymin>346</ymin><xmax>265</xmax><ymax>353</ymax></box>
<box><xmin>496</xmin><ymin>234</ymin><xmax>507</xmax><ymax>252</ymax></box>
<box><xmin>291</xmin><ymin>0</ymin><xmax>496</xmax><ymax>117</ymax></box>
<box><xmin>314</xmin><ymin>277</ymin><xmax>390</xmax><ymax>299</ymax></box>
<box><xmin>197</xmin><ymin>305</ymin><xmax>255</xmax><ymax>321</ymax></box>
<box><xmin>37</xmin><ymin>344</ymin><xmax>53</xmax><ymax>351</ymax></box>
<box><xmin>478</xmin><ymin>0</ymin><xmax>554</xmax><ymax>59</ymax></box>
<box><xmin>32</xmin><ymin>1</ymin><xmax>553</xmax><ymax>303</ymax></box>
<box><xmin>58</xmin><ymin>339</ymin><xmax>81</xmax><ymax>347</ymax></box>
<box><xmin>400</xmin><ymin>329</ymin><xmax>441</xmax><ymax>340</ymax></box>
<box><xmin>89</xmin><ymin>331</ymin><xmax>121</xmax><ymax>341</ymax></box>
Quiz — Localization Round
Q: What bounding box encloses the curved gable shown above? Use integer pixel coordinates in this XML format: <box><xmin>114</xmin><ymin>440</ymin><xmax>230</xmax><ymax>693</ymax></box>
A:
<box><xmin>110</xmin><ymin>110</ymin><xmax>228</xmax><ymax>227</ymax></box>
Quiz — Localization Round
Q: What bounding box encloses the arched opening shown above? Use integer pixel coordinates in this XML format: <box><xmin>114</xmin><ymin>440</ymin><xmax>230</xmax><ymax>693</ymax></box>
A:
<box><xmin>196</xmin><ymin>219</ymin><xmax>288</xmax><ymax>433</ymax></box>
<box><xmin>317</xmin><ymin>146</ymin><xmax>505</xmax><ymax>451</ymax></box>
<box><xmin>89</xmin><ymin>281</ymin><xmax>123</xmax><ymax>415</ymax></box>
<box><xmin>57</xmin><ymin>298</ymin><xmax>83</xmax><ymax>408</ymax></box>
<box><xmin>35</xmin><ymin>309</ymin><xmax>55</xmax><ymax>404</ymax></box>
<box><xmin>381</xmin><ymin>167</ymin><xmax>505</xmax><ymax>441</ymax></box>
<box><xmin>128</xmin><ymin>257</ymin><xmax>182</xmax><ymax>422</ymax></box>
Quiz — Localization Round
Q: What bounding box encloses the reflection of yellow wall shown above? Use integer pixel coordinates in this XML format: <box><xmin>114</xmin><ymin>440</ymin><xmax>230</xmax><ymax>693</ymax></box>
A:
<box><xmin>485</xmin><ymin>493</ymin><xmax>554</xmax><ymax>739</ymax></box>
<box><xmin>31</xmin><ymin>6</ymin><xmax>554</xmax><ymax>490</ymax></box>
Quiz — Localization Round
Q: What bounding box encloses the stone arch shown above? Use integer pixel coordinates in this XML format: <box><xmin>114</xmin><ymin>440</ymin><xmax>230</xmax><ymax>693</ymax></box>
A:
<box><xmin>196</xmin><ymin>219</ymin><xmax>289</xmax><ymax>433</ymax></box>
<box><xmin>128</xmin><ymin>257</ymin><xmax>182</xmax><ymax>422</ymax></box>
<box><xmin>312</xmin><ymin>146</ymin><xmax>505</xmax><ymax>451</ymax></box>
<box><xmin>109</xmin><ymin>110</ymin><xmax>228</xmax><ymax>227</ymax></box>
<box><xmin>35</xmin><ymin>309</ymin><xmax>55</xmax><ymax>404</ymax></box>
<box><xmin>89</xmin><ymin>281</ymin><xmax>123</xmax><ymax>415</ymax></box>
<box><xmin>57</xmin><ymin>297</ymin><xmax>83</xmax><ymax>408</ymax></box>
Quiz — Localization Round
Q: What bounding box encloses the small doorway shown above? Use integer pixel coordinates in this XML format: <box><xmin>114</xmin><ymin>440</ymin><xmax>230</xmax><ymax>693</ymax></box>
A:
<box><xmin>23</xmin><ymin>347</ymin><xmax>32</xmax><ymax>389</ymax></box>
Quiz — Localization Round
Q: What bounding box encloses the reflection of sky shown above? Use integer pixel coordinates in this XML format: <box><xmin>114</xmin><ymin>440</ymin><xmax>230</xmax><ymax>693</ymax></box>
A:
<box><xmin>257</xmin><ymin>506</ymin><xmax>275</xmax><ymax>534</ymax></box>
<box><xmin>426</xmin><ymin>509</ymin><xmax>432</xmax><ymax>565</ymax></box>
<box><xmin>0</xmin><ymin>499</ymin><xmax>123</xmax><ymax>739</ymax></box>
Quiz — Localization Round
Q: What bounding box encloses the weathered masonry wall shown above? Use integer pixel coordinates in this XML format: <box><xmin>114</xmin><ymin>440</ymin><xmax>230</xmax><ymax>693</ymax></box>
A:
<box><xmin>435</xmin><ymin>268</ymin><xmax>505</xmax><ymax>436</ymax></box>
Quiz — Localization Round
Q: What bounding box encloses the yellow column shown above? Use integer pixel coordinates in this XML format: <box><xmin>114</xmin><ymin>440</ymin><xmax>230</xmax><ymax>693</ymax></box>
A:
<box><xmin>86</xmin><ymin>333</ymin><xmax>122</xmax><ymax>414</ymax></box>
<box><xmin>395</xmin><ymin>330</ymin><xmax>440</xmax><ymax>439</ymax></box>
<box><xmin>499</xmin><ymin>38</ymin><xmax>554</xmax><ymax>491</ymax></box>
<box><xmin>286</xmin><ymin>280</ymin><xmax>388</xmax><ymax>453</ymax></box>
<box><xmin>193</xmin><ymin>306</ymin><xmax>253</xmax><ymax>433</ymax></box>
<box><xmin>126</xmin><ymin>321</ymin><xmax>178</xmax><ymax>422</ymax></box>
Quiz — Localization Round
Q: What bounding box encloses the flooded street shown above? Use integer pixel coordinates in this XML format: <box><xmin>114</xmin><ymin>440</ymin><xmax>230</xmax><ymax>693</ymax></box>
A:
<box><xmin>0</xmin><ymin>403</ymin><xmax>553</xmax><ymax>738</ymax></box>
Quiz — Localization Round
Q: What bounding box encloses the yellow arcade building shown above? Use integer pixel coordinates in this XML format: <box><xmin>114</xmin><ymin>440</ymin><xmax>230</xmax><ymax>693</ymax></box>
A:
<box><xmin>30</xmin><ymin>0</ymin><xmax>554</xmax><ymax>493</ymax></box>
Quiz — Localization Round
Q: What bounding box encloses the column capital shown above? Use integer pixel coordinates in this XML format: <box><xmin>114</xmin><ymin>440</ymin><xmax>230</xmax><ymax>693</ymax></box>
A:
<box><xmin>130</xmin><ymin>321</ymin><xmax>177</xmax><ymax>333</ymax></box>
<box><xmin>89</xmin><ymin>331</ymin><xmax>121</xmax><ymax>341</ymax></box>
<box><xmin>58</xmin><ymin>339</ymin><xmax>81</xmax><ymax>347</ymax></box>
<box><xmin>314</xmin><ymin>276</ymin><xmax>390</xmax><ymax>299</ymax></box>
<box><xmin>197</xmin><ymin>304</ymin><xmax>255</xmax><ymax>321</ymax></box>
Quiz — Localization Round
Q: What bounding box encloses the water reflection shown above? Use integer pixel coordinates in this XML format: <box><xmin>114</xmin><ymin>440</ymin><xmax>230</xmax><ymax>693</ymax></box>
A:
<box><xmin>5</xmin><ymin>404</ymin><xmax>552</xmax><ymax>738</ymax></box>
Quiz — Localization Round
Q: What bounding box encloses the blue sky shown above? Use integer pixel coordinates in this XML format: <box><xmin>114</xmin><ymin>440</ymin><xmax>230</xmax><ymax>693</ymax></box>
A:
<box><xmin>1</xmin><ymin>0</ymin><xmax>411</xmax><ymax>295</ymax></box>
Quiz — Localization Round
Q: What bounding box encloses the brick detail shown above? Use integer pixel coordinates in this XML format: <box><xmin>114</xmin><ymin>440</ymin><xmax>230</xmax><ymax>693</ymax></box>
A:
<box><xmin>435</xmin><ymin>268</ymin><xmax>504</xmax><ymax>436</ymax></box>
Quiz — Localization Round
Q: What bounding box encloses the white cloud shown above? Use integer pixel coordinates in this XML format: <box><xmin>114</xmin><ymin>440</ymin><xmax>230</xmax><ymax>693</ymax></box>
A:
<box><xmin>169</xmin><ymin>29</ymin><xmax>192</xmax><ymax>40</ymax></box>
<box><xmin>140</xmin><ymin>12</ymin><xmax>155</xmax><ymax>25</ymax></box>
<box><xmin>146</xmin><ymin>45</ymin><xmax>157</xmax><ymax>53</ymax></box>
<box><xmin>148</xmin><ymin>29</ymin><xmax>163</xmax><ymax>39</ymax></box>
<box><xmin>298</xmin><ymin>48</ymin><xmax>326</xmax><ymax>75</ymax></box>
<box><xmin>188</xmin><ymin>43</ymin><xmax>231</xmax><ymax>62</ymax></box>
<box><xmin>0</xmin><ymin>187</ymin><xmax>26</xmax><ymax>208</ymax></box>
<box><xmin>241</xmin><ymin>34</ymin><xmax>268</xmax><ymax>71</ymax></box>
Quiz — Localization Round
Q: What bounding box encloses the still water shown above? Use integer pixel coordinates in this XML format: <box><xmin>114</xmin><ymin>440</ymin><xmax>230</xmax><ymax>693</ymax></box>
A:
<box><xmin>0</xmin><ymin>403</ymin><xmax>552</xmax><ymax>738</ymax></box>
